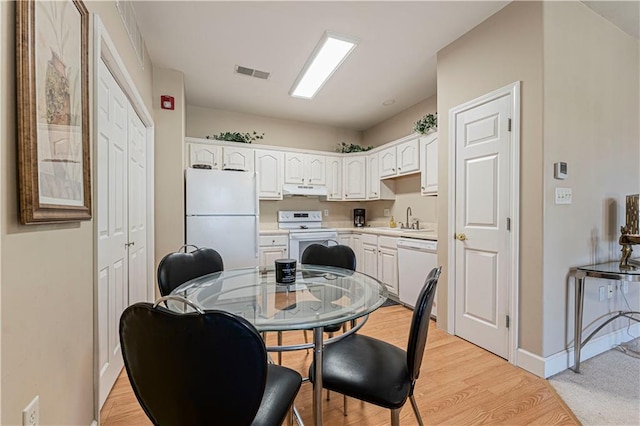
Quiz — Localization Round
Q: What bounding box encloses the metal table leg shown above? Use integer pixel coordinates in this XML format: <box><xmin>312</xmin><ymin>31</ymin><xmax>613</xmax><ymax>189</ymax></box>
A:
<box><xmin>313</xmin><ymin>326</ymin><xmax>323</xmax><ymax>425</ymax></box>
<box><xmin>573</xmin><ymin>272</ymin><xmax>586</xmax><ymax>373</ymax></box>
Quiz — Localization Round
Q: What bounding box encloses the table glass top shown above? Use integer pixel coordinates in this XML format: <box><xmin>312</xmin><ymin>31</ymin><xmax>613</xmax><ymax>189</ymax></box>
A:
<box><xmin>576</xmin><ymin>260</ymin><xmax>640</xmax><ymax>276</ymax></box>
<box><xmin>169</xmin><ymin>265</ymin><xmax>388</xmax><ymax>331</ymax></box>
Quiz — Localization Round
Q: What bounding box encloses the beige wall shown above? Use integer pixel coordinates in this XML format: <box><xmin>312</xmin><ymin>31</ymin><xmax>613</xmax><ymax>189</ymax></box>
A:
<box><xmin>437</xmin><ymin>1</ymin><xmax>544</xmax><ymax>354</ymax></box>
<box><xmin>542</xmin><ymin>2</ymin><xmax>640</xmax><ymax>356</ymax></box>
<box><xmin>1</xmin><ymin>2</ymin><xmax>154</xmax><ymax>424</ymax></box>
<box><xmin>363</xmin><ymin>95</ymin><xmax>437</xmax><ymax>148</ymax></box>
<box><xmin>153</xmin><ymin>68</ymin><xmax>186</xmax><ymax>290</ymax></box>
<box><xmin>187</xmin><ymin>105</ymin><xmax>362</xmax><ymax>153</ymax></box>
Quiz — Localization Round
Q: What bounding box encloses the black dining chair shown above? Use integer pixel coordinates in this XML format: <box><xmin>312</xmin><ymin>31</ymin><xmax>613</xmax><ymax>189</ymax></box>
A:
<box><xmin>309</xmin><ymin>266</ymin><xmax>442</xmax><ymax>425</ymax></box>
<box><xmin>157</xmin><ymin>245</ymin><xmax>224</xmax><ymax>296</ymax></box>
<box><xmin>120</xmin><ymin>300</ymin><xmax>302</xmax><ymax>426</ymax></box>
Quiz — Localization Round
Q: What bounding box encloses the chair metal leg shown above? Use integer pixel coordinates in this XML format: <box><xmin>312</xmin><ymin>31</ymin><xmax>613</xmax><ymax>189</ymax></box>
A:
<box><xmin>303</xmin><ymin>330</ymin><xmax>309</xmax><ymax>353</ymax></box>
<box><xmin>277</xmin><ymin>331</ymin><xmax>283</xmax><ymax>365</ymax></box>
<box><xmin>292</xmin><ymin>404</ymin><xmax>304</xmax><ymax>426</ymax></box>
<box><xmin>409</xmin><ymin>395</ymin><xmax>424</xmax><ymax>426</ymax></box>
<box><xmin>391</xmin><ymin>408</ymin><xmax>401</xmax><ymax>426</ymax></box>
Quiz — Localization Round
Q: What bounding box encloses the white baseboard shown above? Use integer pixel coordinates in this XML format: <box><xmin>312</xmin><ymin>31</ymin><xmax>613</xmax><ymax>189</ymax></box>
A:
<box><xmin>516</xmin><ymin>323</ymin><xmax>640</xmax><ymax>378</ymax></box>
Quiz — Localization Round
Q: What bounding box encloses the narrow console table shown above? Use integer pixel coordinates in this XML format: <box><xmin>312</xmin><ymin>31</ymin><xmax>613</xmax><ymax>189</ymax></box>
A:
<box><xmin>572</xmin><ymin>260</ymin><xmax>640</xmax><ymax>373</ymax></box>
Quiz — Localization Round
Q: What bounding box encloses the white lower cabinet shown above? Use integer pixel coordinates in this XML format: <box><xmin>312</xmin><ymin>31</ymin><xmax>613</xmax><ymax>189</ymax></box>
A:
<box><xmin>359</xmin><ymin>234</ymin><xmax>398</xmax><ymax>296</ymax></box>
<box><xmin>377</xmin><ymin>236</ymin><xmax>398</xmax><ymax>296</ymax></box>
<box><xmin>259</xmin><ymin>234</ymin><xmax>289</xmax><ymax>267</ymax></box>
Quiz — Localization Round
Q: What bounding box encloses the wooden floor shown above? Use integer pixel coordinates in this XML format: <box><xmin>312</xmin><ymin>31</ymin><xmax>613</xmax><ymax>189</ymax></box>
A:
<box><xmin>101</xmin><ymin>305</ymin><xmax>579</xmax><ymax>425</ymax></box>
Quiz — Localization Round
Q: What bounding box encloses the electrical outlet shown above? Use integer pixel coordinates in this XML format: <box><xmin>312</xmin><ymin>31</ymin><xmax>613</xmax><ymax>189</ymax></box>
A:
<box><xmin>383</xmin><ymin>208</ymin><xmax>390</xmax><ymax>217</ymax></box>
<box><xmin>323</xmin><ymin>209</ymin><xmax>329</xmax><ymax>217</ymax></box>
<box><xmin>622</xmin><ymin>282</ymin><xmax>629</xmax><ymax>294</ymax></box>
<box><xmin>22</xmin><ymin>396</ymin><xmax>39</xmax><ymax>426</ymax></box>
<box><xmin>599</xmin><ymin>286</ymin><xmax>605</xmax><ymax>301</ymax></box>
<box><xmin>607</xmin><ymin>283</ymin><xmax>614</xmax><ymax>299</ymax></box>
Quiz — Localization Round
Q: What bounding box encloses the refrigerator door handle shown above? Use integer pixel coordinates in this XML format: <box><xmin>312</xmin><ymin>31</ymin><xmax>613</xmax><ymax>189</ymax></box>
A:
<box><xmin>255</xmin><ymin>215</ymin><xmax>260</xmax><ymax>261</ymax></box>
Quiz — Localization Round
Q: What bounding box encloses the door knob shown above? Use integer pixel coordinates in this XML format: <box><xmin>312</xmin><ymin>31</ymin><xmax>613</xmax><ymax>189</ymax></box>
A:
<box><xmin>455</xmin><ymin>233</ymin><xmax>468</xmax><ymax>241</ymax></box>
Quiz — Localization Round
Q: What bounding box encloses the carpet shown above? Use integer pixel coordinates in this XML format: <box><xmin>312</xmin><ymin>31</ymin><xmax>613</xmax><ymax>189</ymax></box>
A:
<box><xmin>549</xmin><ymin>344</ymin><xmax>640</xmax><ymax>426</ymax></box>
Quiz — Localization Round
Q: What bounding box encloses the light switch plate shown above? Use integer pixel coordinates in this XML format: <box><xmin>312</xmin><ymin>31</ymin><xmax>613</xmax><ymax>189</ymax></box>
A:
<box><xmin>555</xmin><ymin>187</ymin><xmax>572</xmax><ymax>205</ymax></box>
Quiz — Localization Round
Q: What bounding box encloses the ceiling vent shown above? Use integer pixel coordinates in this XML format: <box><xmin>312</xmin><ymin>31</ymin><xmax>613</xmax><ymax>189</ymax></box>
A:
<box><xmin>235</xmin><ymin>65</ymin><xmax>270</xmax><ymax>80</ymax></box>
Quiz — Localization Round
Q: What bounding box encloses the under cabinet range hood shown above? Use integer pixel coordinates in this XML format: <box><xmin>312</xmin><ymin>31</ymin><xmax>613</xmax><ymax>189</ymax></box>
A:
<box><xmin>282</xmin><ymin>184</ymin><xmax>328</xmax><ymax>197</ymax></box>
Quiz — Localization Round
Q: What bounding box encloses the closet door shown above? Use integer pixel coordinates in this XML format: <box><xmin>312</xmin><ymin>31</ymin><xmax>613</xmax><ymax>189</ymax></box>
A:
<box><xmin>97</xmin><ymin>59</ymin><xmax>128</xmax><ymax>408</ymax></box>
<box><xmin>127</xmin><ymin>105</ymin><xmax>147</xmax><ymax>305</ymax></box>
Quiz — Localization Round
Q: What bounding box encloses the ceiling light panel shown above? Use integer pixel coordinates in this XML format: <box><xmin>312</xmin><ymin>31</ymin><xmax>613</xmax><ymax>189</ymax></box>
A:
<box><xmin>290</xmin><ymin>31</ymin><xmax>358</xmax><ymax>100</ymax></box>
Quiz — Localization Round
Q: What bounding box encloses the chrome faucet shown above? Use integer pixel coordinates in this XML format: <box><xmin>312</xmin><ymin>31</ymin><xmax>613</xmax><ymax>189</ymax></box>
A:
<box><xmin>405</xmin><ymin>206</ymin><xmax>412</xmax><ymax>229</ymax></box>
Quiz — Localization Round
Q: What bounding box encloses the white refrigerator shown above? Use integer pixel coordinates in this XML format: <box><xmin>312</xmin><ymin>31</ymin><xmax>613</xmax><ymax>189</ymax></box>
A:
<box><xmin>185</xmin><ymin>168</ymin><xmax>259</xmax><ymax>269</ymax></box>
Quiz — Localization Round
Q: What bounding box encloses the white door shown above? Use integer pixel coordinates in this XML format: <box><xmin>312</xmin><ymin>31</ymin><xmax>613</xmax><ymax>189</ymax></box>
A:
<box><xmin>255</xmin><ymin>149</ymin><xmax>283</xmax><ymax>200</ymax></box>
<box><xmin>453</xmin><ymin>91</ymin><xmax>513</xmax><ymax>359</ymax></box>
<box><xmin>127</xmin><ymin>105</ymin><xmax>147</xmax><ymax>305</ymax></box>
<box><xmin>343</xmin><ymin>156</ymin><xmax>366</xmax><ymax>200</ymax></box>
<box><xmin>97</xmin><ymin>60</ymin><xmax>128</xmax><ymax>407</ymax></box>
<box><xmin>326</xmin><ymin>156</ymin><xmax>342</xmax><ymax>201</ymax></box>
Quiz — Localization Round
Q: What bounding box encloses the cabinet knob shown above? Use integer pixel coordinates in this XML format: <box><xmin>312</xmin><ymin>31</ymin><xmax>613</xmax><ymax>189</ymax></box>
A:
<box><xmin>392</xmin><ymin>168</ymin><xmax>395</xmax><ymax>171</ymax></box>
<box><xmin>345</xmin><ymin>194</ymin><xmax>348</xmax><ymax>197</ymax></box>
<box><xmin>214</xmin><ymin>162</ymin><xmax>218</xmax><ymax>166</ymax></box>
<box><xmin>398</xmin><ymin>167</ymin><xmax>401</xmax><ymax>170</ymax></box>
<box><xmin>421</xmin><ymin>186</ymin><xmax>425</xmax><ymax>190</ymax></box>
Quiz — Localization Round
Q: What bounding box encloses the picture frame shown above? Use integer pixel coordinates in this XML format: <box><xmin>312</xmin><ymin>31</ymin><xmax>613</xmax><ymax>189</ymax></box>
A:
<box><xmin>16</xmin><ymin>0</ymin><xmax>91</xmax><ymax>224</ymax></box>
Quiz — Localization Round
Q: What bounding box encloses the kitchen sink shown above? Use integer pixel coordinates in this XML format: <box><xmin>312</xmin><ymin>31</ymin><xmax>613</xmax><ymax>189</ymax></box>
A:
<box><xmin>374</xmin><ymin>227</ymin><xmax>433</xmax><ymax>233</ymax></box>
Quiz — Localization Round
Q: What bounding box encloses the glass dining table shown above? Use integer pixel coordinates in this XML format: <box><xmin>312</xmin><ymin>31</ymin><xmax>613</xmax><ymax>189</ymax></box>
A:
<box><xmin>166</xmin><ymin>264</ymin><xmax>388</xmax><ymax>426</ymax></box>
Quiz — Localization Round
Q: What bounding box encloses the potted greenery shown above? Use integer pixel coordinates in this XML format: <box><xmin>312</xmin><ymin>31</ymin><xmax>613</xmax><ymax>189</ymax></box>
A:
<box><xmin>206</xmin><ymin>131</ymin><xmax>265</xmax><ymax>144</ymax></box>
<box><xmin>414</xmin><ymin>113</ymin><xmax>437</xmax><ymax>135</ymax></box>
<box><xmin>335</xmin><ymin>142</ymin><xmax>374</xmax><ymax>153</ymax></box>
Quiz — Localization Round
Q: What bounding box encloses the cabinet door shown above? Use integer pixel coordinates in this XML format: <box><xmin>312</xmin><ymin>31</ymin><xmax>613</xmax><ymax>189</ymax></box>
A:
<box><xmin>362</xmin><ymin>242</ymin><xmax>378</xmax><ymax>278</ymax></box>
<box><xmin>397</xmin><ymin>138</ymin><xmax>420</xmax><ymax>175</ymax></box>
<box><xmin>260</xmin><ymin>247</ymin><xmax>287</xmax><ymax>268</ymax></box>
<box><xmin>223</xmin><ymin>146</ymin><xmax>254</xmax><ymax>172</ymax></box>
<box><xmin>337</xmin><ymin>233</ymin><xmax>351</xmax><ymax>247</ymax></box>
<box><xmin>378</xmin><ymin>247</ymin><xmax>398</xmax><ymax>296</ymax></box>
<box><xmin>255</xmin><ymin>149</ymin><xmax>283</xmax><ymax>200</ymax></box>
<box><xmin>367</xmin><ymin>152</ymin><xmax>381</xmax><ymax>200</ymax></box>
<box><xmin>420</xmin><ymin>133</ymin><xmax>438</xmax><ymax>195</ymax></box>
<box><xmin>284</xmin><ymin>152</ymin><xmax>305</xmax><ymax>184</ymax></box>
<box><xmin>379</xmin><ymin>146</ymin><xmax>396</xmax><ymax>178</ymax></box>
<box><xmin>351</xmin><ymin>234</ymin><xmax>363</xmax><ymax>273</ymax></box>
<box><xmin>306</xmin><ymin>154</ymin><xmax>326</xmax><ymax>185</ymax></box>
<box><xmin>188</xmin><ymin>143</ymin><xmax>221</xmax><ymax>169</ymax></box>
<box><xmin>343</xmin><ymin>156</ymin><xmax>366</xmax><ymax>200</ymax></box>
<box><xmin>326</xmin><ymin>156</ymin><xmax>343</xmax><ymax>201</ymax></box>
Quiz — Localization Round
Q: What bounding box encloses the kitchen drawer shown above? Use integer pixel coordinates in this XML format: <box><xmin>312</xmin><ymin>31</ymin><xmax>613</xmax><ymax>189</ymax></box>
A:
<box><xmin>378</xmin><ymin>235</ymin><xmax>398</xmax><ymax>249</ymax></box>
<box><xmin>361</xmin><ymin>233</ymin><xmax>378</xmax><ymax>245</ymax></box>
<box><xmin>260</xmin><ymin>235</ymin><xmax>288</xmax><ymax>247</ymax></box>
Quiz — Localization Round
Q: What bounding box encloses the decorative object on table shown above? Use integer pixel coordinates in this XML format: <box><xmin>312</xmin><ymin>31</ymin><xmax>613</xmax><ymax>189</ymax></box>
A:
<box><xmin>619</xmin><ymin>194</ymin><xmax>640</xmax><ymax>269</ymax></box>
<box><xmin>16</xmin><ymin>0</ymin><xmax>91</xmax><ymax>224</ymax></box>
<box><xmin>275</xmin><ymin>259</ymin><xmax>297</xmax><ymax>284</ymax></box>
<box><xmin>414</xmin><ymin>112</ymin><xmax>438</xmax><ymax>135</ymax></box>
<box><xmin>206</xmin><ymin>131</ymin><xmax>264</xmax><ymax>144</ymax></box>
<box><xmin>335</xmin><ymin>142</ymin><xmax>373</xmax><ymax>153</ymax></box>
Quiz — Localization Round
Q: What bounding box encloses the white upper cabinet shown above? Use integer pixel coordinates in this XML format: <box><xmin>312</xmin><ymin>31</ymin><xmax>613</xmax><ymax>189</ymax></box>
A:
<box><xmin>379</xmin><ymin>137</ymin><xmax>420</xmax><ymax>178</ymax></box>
<box><xmin>420</xmin><ymin>133</ymin><xmax>438</xmax><ymax>196</ymax></box>
<box><xmin>326</xmin><ymin>156</ymin><xmax>343</xmax><ymax>201</ymax></box>
<box><xmin>223</xmin><ymin>146</ymin><xmax>254</xmax><ymax>172</ymax></box>
<box><xmin>367</xmin><ymin>152</ymin><xmax>381</xmax><ymax>199</ymax></box>
<box><xmin>343</xmin><ymin>155</ymin><xmax>366</xmax><ymax>200</ymax></box>
<box><xmin>188</xmin><ymin>143</ymin><xmax>221</xmax><ymax>169</ymax></box>
<box><xmin>255</xmin><ymin>149</ymin><xmax>284</xmax><ymax>200</ymax></box>
<box><xmin>284</xmin><ymin>153</ymin><xmax>326</xmax><ymax>185</ymax></box>
<box><xmin>379</xmin><ymin>146</ymin><xmax>396</xmax><ymax>178</ymax></box>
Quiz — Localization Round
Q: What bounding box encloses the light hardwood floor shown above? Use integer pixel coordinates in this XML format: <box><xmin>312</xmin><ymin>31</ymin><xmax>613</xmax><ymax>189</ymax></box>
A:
<box><xmin>101</xmin><ymin>305</ymin><xmax>579</xmax><ymax>425</ymax></box>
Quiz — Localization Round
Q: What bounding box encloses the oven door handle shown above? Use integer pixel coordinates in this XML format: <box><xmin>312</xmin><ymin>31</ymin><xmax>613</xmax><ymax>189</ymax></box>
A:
<box><xmin>288</xmin><ymin>232</ymin><xmax>339</xmax><ymax>241</ymax></box>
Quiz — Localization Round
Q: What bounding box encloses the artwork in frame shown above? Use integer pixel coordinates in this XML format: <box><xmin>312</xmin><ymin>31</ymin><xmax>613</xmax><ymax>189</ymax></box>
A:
<box><xmin>16</xmin><ymin>0</ymin><xmax>91</xmax><ymax>224</ymax></box>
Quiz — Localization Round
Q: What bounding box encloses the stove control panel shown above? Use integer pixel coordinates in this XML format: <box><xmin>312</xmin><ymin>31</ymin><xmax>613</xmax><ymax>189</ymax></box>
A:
<box><xmin>278</xmin><ymin>211</ymin><xmax>322</xmax><ymax>223</ymax></box>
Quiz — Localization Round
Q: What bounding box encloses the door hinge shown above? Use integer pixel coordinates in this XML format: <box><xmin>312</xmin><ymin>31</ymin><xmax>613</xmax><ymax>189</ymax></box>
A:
<box><xmin>507</xmin><ymin>217</ymin><xmax>511</xmax><ymax>231</ymax></box>
<box><xmin>506</xmin><ymin>315</ymin><xmax>510</xmax><ymax>328</ymax></box>
<box><xmin>507</xmin><ymin>118</ymin><xmax>512</xmax><ymax>132</ymax></box>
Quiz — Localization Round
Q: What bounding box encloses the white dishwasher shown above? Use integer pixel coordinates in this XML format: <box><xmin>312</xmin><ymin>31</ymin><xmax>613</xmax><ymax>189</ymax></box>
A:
<box><xmin>397</xmin><ymin>238</ymin><xmax>438</xmax><ymax>316</ymax></box>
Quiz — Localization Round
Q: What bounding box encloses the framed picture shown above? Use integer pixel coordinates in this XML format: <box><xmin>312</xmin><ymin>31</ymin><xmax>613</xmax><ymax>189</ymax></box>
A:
<box><xmin>16</xmin><ymin>0</ymin><xmax>90</xmax><ymax>224</ymax></box>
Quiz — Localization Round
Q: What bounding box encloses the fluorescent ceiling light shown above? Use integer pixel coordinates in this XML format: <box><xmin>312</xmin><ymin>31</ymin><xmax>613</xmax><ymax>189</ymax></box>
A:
<box><xmin>290</xmin><ymin>31</ymin><xmax>358</xmax><ymax>100</ymax></box>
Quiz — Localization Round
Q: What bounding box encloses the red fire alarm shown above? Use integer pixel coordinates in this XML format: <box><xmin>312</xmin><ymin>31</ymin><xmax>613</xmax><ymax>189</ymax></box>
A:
<box><xmin>161</xmin><ymin>95</ymin><xmax>175</xmax><ymax>110</ymax></box>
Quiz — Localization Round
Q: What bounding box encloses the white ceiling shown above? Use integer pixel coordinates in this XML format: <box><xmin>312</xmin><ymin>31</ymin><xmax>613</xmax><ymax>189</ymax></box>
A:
<box><xmin>132</xmin><ymin>1</ymin><xmax>509</xmax><ymax>131</ymax></box>
<box><xmin>132</xmin><ymin>1</ymin><xmax>639</xmax><ymax>131</ymax></box>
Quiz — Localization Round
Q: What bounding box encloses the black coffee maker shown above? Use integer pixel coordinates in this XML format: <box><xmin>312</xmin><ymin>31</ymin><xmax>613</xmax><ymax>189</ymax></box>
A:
<box><xmin>354</xmin><ymin>209</ymin><xmax>366</xmax><ymax>227</ymax></box>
